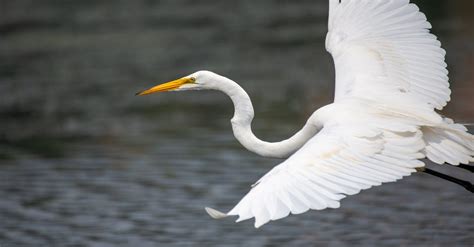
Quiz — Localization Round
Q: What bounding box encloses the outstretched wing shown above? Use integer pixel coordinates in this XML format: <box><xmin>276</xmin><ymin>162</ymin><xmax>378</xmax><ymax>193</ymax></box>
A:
<box><xmin>206</xmin><ymin>0</ymin><xmax>448</xmax><ymax>228</ymax></box>
<box><xmin>327</xmin><ymin>0</ymin><xmax>450</xmax><ymax>110</ymax></box>
<box><xmin>208</xmin><ymin>121</ymin><xmax>426</xmax><ymax>228</ymax></box>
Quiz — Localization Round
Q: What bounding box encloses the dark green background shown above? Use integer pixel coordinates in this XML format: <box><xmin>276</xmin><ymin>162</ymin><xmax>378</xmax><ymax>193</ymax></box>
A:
<box><xmin>0</xmin><ymin>1</ymin><xmax>473</xmax><ymax>246</ymax></box>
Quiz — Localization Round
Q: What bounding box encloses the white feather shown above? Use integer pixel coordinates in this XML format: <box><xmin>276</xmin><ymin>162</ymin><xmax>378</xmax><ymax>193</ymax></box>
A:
<box><xmin>165</xmin><ymin>0</ymin><xmax>474</xmax><ymax>228</ymax></box>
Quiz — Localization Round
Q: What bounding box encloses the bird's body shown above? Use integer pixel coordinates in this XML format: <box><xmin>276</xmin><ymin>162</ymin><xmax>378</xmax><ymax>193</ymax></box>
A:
<box><xmin>138</xmin><ymin>0</ymin><xmax>474</xmax><ymax>228</ymax></box>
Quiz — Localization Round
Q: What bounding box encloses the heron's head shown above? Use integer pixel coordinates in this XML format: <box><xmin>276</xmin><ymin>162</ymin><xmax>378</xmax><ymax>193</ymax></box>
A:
<box><xmin>136</xmin><ymin>70</ymin><xmax>221</xmax><ymax>96</ymax></box>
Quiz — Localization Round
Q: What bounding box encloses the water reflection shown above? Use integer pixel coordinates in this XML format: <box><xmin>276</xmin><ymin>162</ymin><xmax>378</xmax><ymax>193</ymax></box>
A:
<box><xmin>0</xmin><ymin>0</ymin><xmax>473</xmax><ymax>246</ymax></box>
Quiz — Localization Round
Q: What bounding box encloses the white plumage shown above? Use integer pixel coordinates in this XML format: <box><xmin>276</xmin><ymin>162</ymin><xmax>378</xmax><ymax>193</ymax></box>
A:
<box><xmin>210</xmin><ymin>0</ymin><xmax>472</xmax><ymax>228</ymax></box>
<box><xmin>138</xmin><ymin>0</ymin><xmax>474</xmax><ymax>228</ymax></box>
<box><xmin>327</xmin><ymin>0</ymin><xmax>450</xmax><ymax>109</ymax></box>
<box><xmin>223</xmin><ymin>99</ymin><xmax>448</xmax><ymax>228</ymax></box>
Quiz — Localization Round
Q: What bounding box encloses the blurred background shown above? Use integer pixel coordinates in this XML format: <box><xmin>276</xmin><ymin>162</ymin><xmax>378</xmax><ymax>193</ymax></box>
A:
<box><xmin>0</xmin><ymin>0</ymin><xmax>473</xmax><ymax>246</ymax></box>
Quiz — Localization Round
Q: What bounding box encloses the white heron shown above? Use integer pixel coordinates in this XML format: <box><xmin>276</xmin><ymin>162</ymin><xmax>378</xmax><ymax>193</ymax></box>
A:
<box><xmin>137</xmin><ymin>0</ymin><xmax>474</xmax><ymax>228</ymax></box>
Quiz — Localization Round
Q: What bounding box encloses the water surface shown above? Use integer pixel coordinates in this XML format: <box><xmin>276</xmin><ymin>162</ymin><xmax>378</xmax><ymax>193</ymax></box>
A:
<box><xmin>1</xmin><ymin>0</ymin><xmax>473</xmax><ymax>246</ymax></box>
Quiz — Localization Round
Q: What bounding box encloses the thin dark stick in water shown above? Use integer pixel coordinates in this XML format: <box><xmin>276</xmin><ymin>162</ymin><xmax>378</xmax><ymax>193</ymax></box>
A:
<box><xmin>457</xmin><ymin>164</ymin><xmax>474</xmax><ymax>173</ymax></box>
<box><xmin>418</xmin><ymin>167</ymin><xmax>473</xmax><ymax>193</ymax></box>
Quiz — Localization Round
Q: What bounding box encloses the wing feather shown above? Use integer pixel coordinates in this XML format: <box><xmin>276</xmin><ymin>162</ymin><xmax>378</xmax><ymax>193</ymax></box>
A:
<box><xmin>220</xmin><ymin>124</ymin><xmax>425</xmax><ymax>228</ymax></box>
<box><xmin>327</xmin><ymin>0</ymin><xmax>450</xmax><ymax>110</ymax></box>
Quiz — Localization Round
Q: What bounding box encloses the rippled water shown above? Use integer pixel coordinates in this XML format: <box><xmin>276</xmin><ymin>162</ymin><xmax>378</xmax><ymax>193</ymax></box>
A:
<box><xmin>1</xmin><ymin>0</ymin><xmax>473</xmax><ymax>246</ymax></box>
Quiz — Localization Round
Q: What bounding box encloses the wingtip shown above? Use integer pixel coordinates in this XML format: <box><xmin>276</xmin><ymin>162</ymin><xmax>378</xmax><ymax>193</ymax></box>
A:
<box><xmin>205</xmin><ymin>207</ymin><xmax>228</xmax><ymax>219</ymax></box>
<box><xmin>254</xmin><ymin>221</ymin><xmax>266</xmax><ymax>229</ymax></box>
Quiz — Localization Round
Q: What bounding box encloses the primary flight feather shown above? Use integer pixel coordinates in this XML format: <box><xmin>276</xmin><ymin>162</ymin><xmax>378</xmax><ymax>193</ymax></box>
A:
<box><xmin>137</xmin><ymin>0</ymin><xmax>474</xmax><ymax>228</ymax></box>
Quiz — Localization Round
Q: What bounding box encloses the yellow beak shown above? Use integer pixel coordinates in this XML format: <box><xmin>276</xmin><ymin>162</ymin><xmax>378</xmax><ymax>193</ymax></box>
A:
<box><xmin>136</xmin><ymin>77</ymin><xmax>194</xmax><ymax>96</ymax></box>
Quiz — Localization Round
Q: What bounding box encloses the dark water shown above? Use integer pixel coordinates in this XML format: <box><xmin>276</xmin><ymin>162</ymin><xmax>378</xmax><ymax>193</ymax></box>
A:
<box><xmin>1</xmin><ymin>1</ymin><xmax>473</xmax><ymax>246</ymax></box>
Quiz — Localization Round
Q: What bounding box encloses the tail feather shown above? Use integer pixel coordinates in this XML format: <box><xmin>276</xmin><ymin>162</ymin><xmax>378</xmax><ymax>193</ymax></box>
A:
<box><xmin>422</xmin><ymin>120</ymin><xmax>474</xmax><ymax>165</ymax></box>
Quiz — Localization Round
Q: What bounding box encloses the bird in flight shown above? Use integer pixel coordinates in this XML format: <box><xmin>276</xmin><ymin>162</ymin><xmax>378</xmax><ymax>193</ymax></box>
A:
<box><xmin>137</xmin><ymin>0</ymin><xmax>474</xmax><ymax>228</ymax></box>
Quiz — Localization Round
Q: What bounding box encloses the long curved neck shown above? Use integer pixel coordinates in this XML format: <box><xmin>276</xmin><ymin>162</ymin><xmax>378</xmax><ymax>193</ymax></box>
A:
<box><xmin>212</xmin><ymin>75</ymin><xmax>321</xmax><ymax>159</ymax></box>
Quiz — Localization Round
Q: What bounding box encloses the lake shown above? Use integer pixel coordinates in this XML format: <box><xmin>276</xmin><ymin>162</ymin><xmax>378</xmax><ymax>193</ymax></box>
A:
<box><xmin>1</xmin><ymin>0</ymin><xmax>473</xmax><ymax>246</ymax></box>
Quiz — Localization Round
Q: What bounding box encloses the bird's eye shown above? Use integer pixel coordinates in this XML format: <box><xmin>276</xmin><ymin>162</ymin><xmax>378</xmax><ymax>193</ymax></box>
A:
<box><xmin>189</xmin><ymin>77</ymin><xmax>196</xmax><ymax>83</ymax></box>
